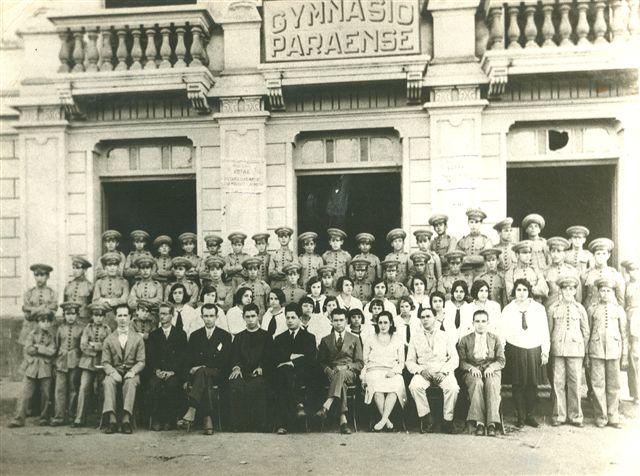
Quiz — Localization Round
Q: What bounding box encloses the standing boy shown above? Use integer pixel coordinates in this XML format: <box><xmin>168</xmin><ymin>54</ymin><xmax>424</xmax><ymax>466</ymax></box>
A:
<box><xmin>20</xmin><ymin>264</ymin><xmax>58</xmax><ymax>345</ymax></box>
<box><xmin>583</xmin><ymin>238</ymin><xmax>625</xmax><ymax>310</ymax></box>
<box><xmin>64</xmin><ymin>256</ymin><xmax>93</xmax><ymax>324</ymax></box>
<box><xmin>505</xmin><ymin>241</ymin><xmax>549</xmax><ymax>303</ymax></box>
<box><xmin>269</xmin><ymin>227</ymin><xmax>297</xmax><ymax>289</ymax></box>
<box><xmin>323</xmin><ymin>228</ymin><xmax>351</xmax><ymax>280</ymax></box>
<box><xmin>239</xmin><ymin>257</ymin><xmax>271</xmax><ymax>316</ymax></box>
<box><xmin>493</xmin><ymin>218</ymin><xmax>517</xmax><ymax>276</ymax></box>
<box><xmin>521</xmin><ymin>214</ymin><xmax>549</xmax><ymax>270</ymax></box>
<box><xmin>544</xmin><ymin>237</ymin><xmax>582</xmax><ymax>311</ymax></box>
<box><xmin>351</xmin><ymin>259</ymin><xmax>373</xmax><ymax>303</ymax></box>
<box><xmin>298</xmin><ymin>232</ymin><xmax>324</xmax><ymax>288</ymax></box>
<box><xmin>350</xmin><ymin>232</ymin><xmax>381</xmax><ymax>284</ymax></box>
<box><xmin>565</xmin><ymin>226</ymin><xmax>595</xmax><ymax>276</ymax></box>
<box><xmin>95</xmin><ymin>230</ymin><xmax>126</xmax><ymax>279</ymax></box>
<box><xmin>281</xmin><ymin>263</ymin><xmax>306</xmax><ymax>305</ymax></box>
<box><xmin>124</xmin><ymin>230</ymin><xmax>153</xmax><ymax>282</ymax></box>
<box><xmin>429</xmin><ymin>214</ymin><xmax>457</xmax><ymax>273</ymax></box>
<box><xmin>153</xmin><ymin>235</ymin><xmax>173</xmax><ymax>288</ymax></box>
<box><xmin>385</xmin><ymin>228</ymin><xmax>410</xmax><ymax>285</ymax></box>
<box><xmin>475</xmin><ymin>248</ymin><xmax>506</xmax><ymax>307</ymax></box>
<box><xmin>252</xmin><ymin>233</ymin><xmax>272</xmax><ymax>283</ymax></box>
<box><xmin>457</xmin><ymin>208</ymin><xmax>492</xmax><ymax>258</ymax></box>
<box><xmin>225</xmin><ymin>232</ymin><xmax>250</xmax><ymax>291</ymax></box>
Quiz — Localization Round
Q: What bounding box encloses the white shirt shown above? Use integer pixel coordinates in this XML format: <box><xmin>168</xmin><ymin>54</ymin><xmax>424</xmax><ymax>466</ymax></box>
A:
<box><xmin>117</xmin><ymin>329</ymin><xmax>128</xmax><ymax>349</ymax></box>
<box><xmin>473</xmin><ymin>332</ymin><xmax>489</xmax><ymax>360</ymax></box>
<box><xmin>172</xmin><ymin>304</ymin><xmax>199</xmax><ymax>339</ymax></box>
<box><xmin>162</xmin><ymin>325</ymin><xmax>171</xmax><ymax>338</ymax></box>
<box><xmin>193</xmin><ymin>305</ymin><xmax>226</xmax><ymax>336</ymax></box>
<box><xmin>205</xmin><ymin>326</ymin><xmax>215</xmax><ymax>340</ymax></box>
<box><xmin>217</xmin><ymin>306</ymin><xmax>246</xmax><ymax>338</ymax></box>
<box><xmin>335</xmin><ymin>330</ymin><xmax>345</xmax><ymax>344</ymax></box>
<box><xmin>502</xmin><ymin>299</ymin><xmax>550</xmax><ymax>355</ymax></box>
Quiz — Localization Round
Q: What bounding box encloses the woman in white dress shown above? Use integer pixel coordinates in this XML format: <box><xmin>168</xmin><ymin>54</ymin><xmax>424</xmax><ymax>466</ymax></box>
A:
<box><xmin>261</xmin><ymin>288</ymin><xmax>287</xmax><ymax>337</ymax></box>
<box><xmin>336</xmin><ymin>276</ymin><xmax>363</xmax><ymax>312</ymax></box>
<box><xmin>167</xmin><ymin>282</ymin><xmax>199</xmax><ymax>339</ymax></box>
<box><xmin>218</xmin><ymin>286</ymin><xmax>253</xmax><ymax>338</ymax></box>
<box><xmin>408</xmin><ymin>275</ymin><xmax>430</xmax><ymax>318</ymax></box>
<box><xmin>460</xmin><ymin>279</ymin><xmax>503</xmax><ymax>342</ymax></box>
<box><xmin>193</xmin><ymin>284</ymin><xmax>227</xmax><ymax>336</ymax></box>
<box><xmin>443</xmin><ymin>279</ymin><xmax>470</xmax><ymax>340</ymax></box>
<box><xmin>361</xmin><ymin>311</ymin><xmax>407</xmax><ymax>431</ymax></box>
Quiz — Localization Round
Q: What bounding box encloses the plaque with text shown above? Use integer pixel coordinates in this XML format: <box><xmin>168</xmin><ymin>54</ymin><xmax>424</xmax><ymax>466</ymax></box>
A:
<box><xmin>264</xmin><ymin>0</ymin><xmax>420</xmax><ymax>62</ymax></box>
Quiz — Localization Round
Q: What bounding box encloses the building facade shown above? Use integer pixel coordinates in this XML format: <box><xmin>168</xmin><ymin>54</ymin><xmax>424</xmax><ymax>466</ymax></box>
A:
<box><xmin>0</xmin><ymin>0</ymin><xmax>639</xmax><ymax>320</ymax></box>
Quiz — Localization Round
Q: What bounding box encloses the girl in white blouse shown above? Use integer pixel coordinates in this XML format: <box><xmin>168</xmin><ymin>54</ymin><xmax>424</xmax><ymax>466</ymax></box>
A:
<box><xmin>336</xmin><ymin>276</ymin><xmax>363</xmax><ymax>312</ymax></box>
<box><xmin>218</xmin><ymin>286</ymin><xmax>253</xmax><ymax>338</ymax></box>
<box><xmin>261</xmin><ymin>288</ymin><xmax>287</xmax><ymax>337</ymax></box>
<box><xmin>443</xmin><ymin>279</ymin><xmax>469</xmax><ymax>340</ymax></box>
<box><xmin>167</xmin><ymin>283</ymin><xmax>198</xmax><ymax>339</ymax></box>
<box><xmin>408</xmin><ymin>275</ymin><xmax>430</xmax><ymax>318</ymax></box>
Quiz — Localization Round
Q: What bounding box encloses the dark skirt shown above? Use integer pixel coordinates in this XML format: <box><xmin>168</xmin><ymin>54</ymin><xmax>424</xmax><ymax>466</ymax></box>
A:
<box><xmin>505</xmin><ymin>343</ymin><xmax>541</xmax><ymax>386</ymax></box>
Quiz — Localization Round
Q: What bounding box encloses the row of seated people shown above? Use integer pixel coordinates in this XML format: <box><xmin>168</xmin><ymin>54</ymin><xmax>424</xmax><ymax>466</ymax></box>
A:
<box><xmin>9</xmin><ymin>274</ymin><xmax>629</xmax><ymax>436</ymax></box>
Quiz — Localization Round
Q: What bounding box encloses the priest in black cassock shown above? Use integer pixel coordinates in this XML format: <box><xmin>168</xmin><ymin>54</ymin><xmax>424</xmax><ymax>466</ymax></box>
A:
<box><xmin>228</xmin><ymin>303</ymin><xmax>272</xmax><ymax>432</ymax></box>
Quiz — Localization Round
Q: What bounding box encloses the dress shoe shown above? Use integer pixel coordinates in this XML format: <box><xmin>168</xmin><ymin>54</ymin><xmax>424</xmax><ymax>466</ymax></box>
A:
<box><xmin>443</xmin><ymin>420</ymin><xmax>458</xmax><ymax>434</ymax></box>
<box><xmin>569</xmin><ymin>421</ymin><xmax>584</xmax><ymax>428</ymax></box>
<box><xmin>8</xmin><ymin>418</ymin><xmax>24</xmax><ymax>428</ymax></box>
<box><xmin>49</xmin><ymin>419</ymin><xmax>64</xmax><ymax>427</ymax></box>
<box><xmin>121</xmin><ymin>421</ymin><xmax>132</xmax><ymax>434</ymax></box>
<box><xmin>177</xmin><ymin>418</ymin><xmax>193</xmax><ymax>432</ymax></box>
<box><xmin>419</xmin><ymin>414</ymin><xmax>433</xmax><ymax>434</ymax></box>
<box><xmin>105</xmin><ymin>423</ymin><xmax>118</xmax><ymax>434</ymax></box>
<box><xmin>203</xmin><ymin>416</ymin><xmax>214</xmax><ymax>435</ymax></box>
<box><xmin>487</xmin><ymin>424</ymin><xmax>497</xmax><ymax>437</ymax></box>
<box><xmin>71</xmin><ymin>421</ymin><xmax>83</xmax><ymax>428</ymax></box>
<box><xmin>595</xmin><ymin>420</ymin><xmax>606</xmax><ymax>428</ymax></box>
<box><xmin>276</xmin><ymin>427</ymin><xmax>288</xmax><ymax>435</ymax></box>
<box><xmin>515</xmin><ymin>418</ymin><xmax>525</xmax><ymax>428</ymax></box>
<box><xmin>607</xmin><ymin>421</ymin><xmax>622</xmax><ymax>429</ymax></box>
<box><xmin>38</xmin><ymin>418</ymin><xmax>49</xmax><ymax>426</ymax></box>
<box><xmin>524</xmin><ymin>416</ymin><xmax>539</xmax><ymax>428</ymax></box>
<box><xmin>151</xmin><ymin>420</ymin><xmax>162</xmax><ymax>431</ymax></box>
<box><xmin>551</xmin><ymin>420</ymin><xmax>563</xmax><ymax>427</ymax></box>
<box><xmin>296</xmin><ymin>404</ymin><xmax>307</xmax><ymax>419</ymax></box>
<box><xmin>315</xmin><ymin>407</ymin><xmax>328</xmax><ymax>421</ymax></box>
<box><xmin>339</xmin><ymin>423</ymin><xmax>352</xmax><ymax>435</ymax></box>
<box><xmin>475</xmin><ymin>424</ymin><xmax>485</xmax><ymax>436</ymax></box>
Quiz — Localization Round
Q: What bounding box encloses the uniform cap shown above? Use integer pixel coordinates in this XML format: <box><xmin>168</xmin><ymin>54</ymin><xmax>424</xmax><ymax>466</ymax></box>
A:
<box><xmin>204</xmin><ymin>234</ymin><xmax>223</xmax><ymax>246</ymax></box>
<box><xmin>595</xmin><ymin>277</ymin><xmax>616</xmax><ymax>289</ymax></box>
<box><xmin>171</xmin><ymin>256</ymin><xmax>193</xmax><ymax>269</ymax></box>
<box><xmin>409</xmin><ymin>251</ymin><xmax>430</xmax><ymax>263</ymax></box>
<box><xmin>71</xmin><ymin>256</ymin><xmax>92</xmax><ymax>269</ymax></box>
<box><xmin>241</xmin><ymin>257</ymin><xmax>262</xmax><ymax>269</ymax></box>
<box><xmin>33</xmin><ymin>309</ymin><xmax>54</xmax><ymax>321</ymax></box>
<box><xmin>355</xmin><ymin>232</ymin><xmax>375</xmax><ymax>243</ymax></box>
<box><xmin>100</xmin><ymin>252</ymin><xmax>122</xmax><ymax>266</ymax></box>
<box><xmin>283</xmin><ymin>262</ymin><xmax>302</xmax><ymax>274</ymax></box>
<box><xmin>462</xmin><ymin>255</ymin><xmax>484</xmax><ymax>269</ymax></box>
<box><xmin>381</xmin><ymin>259</ymin><xmax>400</xmax><ymax>269</ymax></box>
<box><xmin>428</xmin><ymin>214</ymin><xmax>448</xmax><ymax>226</ymax></box>
<box><xmin>479</xmin><ymin>248</ymin><xmax>502</xmax><ymax>258</ymax></box>
<box><xmin>275</xmin><ymin>226</ymin><xmax>294</xmax><ymax>237</ymax></box>
<box><xmin>102</xmin><ymin>230</ymin><xmax>122</xmax><ymax>241</ymax></box>
<box><xmin>317</xmin><ymin>265</ymin><xmax>336</xmax><ymax>276</ymax></box>
<box><xmin>252</xmin><ymin>233</ymin><xmax>270</xmax><ymax>242</ymax></box>
<box><xmin>566</xmin><ymin>225</ymin><xmax>590</xmax><ymax>237</ymax></box>
<box><xmin>327</xmin><ymin>228</ymin><xmax>347</xmax><ymax>240</ymax></box>
<box><xmin>556</xmin><ymin>275</ymin><xmax>580</xmax><ymax>288</ymax></box>
<box><xmin>588</xmin><ymin>238</ymin><xmax>614</xmax><ymax>253</ymax></box>
<box><xmin>153</xmin><ymin>235</ymin><xmax>173</xmax><ymax>248</ymax></box>
<box><xmin>512</xmin><ymin>240</ymin><xmax>534</xmax><ymax>254</ymax></box>
<box><xmin>178</xmin><ymin>232</ymin><xmax>197</xmax><ymax>243</ymax></box>
<box><xmin>413</xmin><ymin>229</ymin><xmax>433</xmax><ymax>239</ymax></box>
<box><xmin>30</xmin><ymin>263</ymin><xmax>53</xmax><ymax>274</ymax></box>
<box><xmin>228</xmin><ymin>232</ymin><xmax>247</xmax><ymax>243</ymax></box>
<box><xmin>60</xmin><ymin>301</ymin><xmax>81</xmax><ymax>311</ymax></box>
<box><xmin>204</xmin><ymin>256</ymin><xmax>226</xmax><ymax>269</ymax></box>
<box><xmin>621</xmin><ymin>259</ymin><xmax>639</xmax><ymax>271</ymax></box>
<box><xmin>493</xmin><ymin>217</ymin><xmax>513</xmax><ymax>232</ymax></box>
<box><xmin>135</xmin><ymin>299</ymin><xmax>154</xmax><ymax>311</ymax></box>
<box><xmin>298</xmin><ymin>231</ymin><xmax>318</xmax><ymax>243</ymax></box>
<box><xmin>350</xmin><ymin>258</ymin><xmax>370</xmax><ymax>269</ymax></box>
<box><xmin>466</xmin><ymin>208</ymin><xmax>487</xmax><ymax>221</ymax></box>
<box><xmin>546</xmin><ymin>237</ymin><xmax>571</xmax><ymax>251</ymax></box>
<box><xmin>386</xmin><ymin>228</ymin><xmax>407</xmax><ymax>243</ymax></box>
<box><xmin>522</xmin><ymin>214</ymin><xmax>546</xmax><ymax>230</ymax></box>
<box><xmin>444</xmin><ymin>250</ymin><xmax>465</xmax><ymax>262</ymax></box>
<box><xmin>130</xmin><ymin>230</ymin><xmax>150</xmax><ymax>241</ymax></box>
<box><xmin>134</xmin><ymin>255</ymin><xmax>156</xmax><ymax>268</ymax></box>
<box><xmin>88</xmin><ymin>302</ymin><xmax>109</xmax><ymax>313</ymax></box>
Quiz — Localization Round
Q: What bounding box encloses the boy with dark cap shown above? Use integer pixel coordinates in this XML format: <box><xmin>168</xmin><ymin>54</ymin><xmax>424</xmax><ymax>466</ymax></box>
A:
<box><xmin>252</xmin><ymin>232</ymin><xmax>272</xmax><ymax>283</ymax></box>
<box><xmin>197</xmin><ymin>234</ymin><xmax>224</xmax><ymax>273</ymax></box>
<box><xmin>92</xmin><ymin>252</ymin><xmax>130</xmax><ymax>329</ymax></box>
<box><xmin>504</xmin><ymin>241</ymin><xmax>549</xmax><ymax>303</ymax></box>
<box><xmin>225</xmin><ymin>232</ymin><xmax>250</xmax><ymax>291</ymax></box>
<box><xmin>382</xmin><ymin>260</ymin><xmax>409</xmax><ymax>308</ymax></box>
<box><xmin>318</xmin><ymin>265</ymin><xmax>338</xmax><ymax>297</ymax></box>
<box><xmin>385</xmin><ymin>228</ymin><xmax>410</xmax><ymax>285</ymax></box>
<box><xmin>281</xmin><ymin>263</ymin><xmax>307</xmax><ymax>305</ymax></box>
<box><xmin>475</xmin><ymin>248</ymin><xmax>506</xmax><ymax>307</ymax></box>
<box><xmin>124</xmin><ymin>230</ymin><xmax>154</xmax><ymax>282</ymax></box>
<box><xmin>429</xmin><ymin>214</ymin><xmax>457</xmax><ymax>273</ymax></box>
<box><xmin>565</xmin><ymin>226</ymin><xmax>595</xmax><ymax>276</ymax></box>
<box><xmin>441</xmin><ymin>251</ymin><xmax>469</xmax><ymax>300</ymax></box>
<box><xmin>621</xmin><ymin>259</ymin><xmax>640</xmax><ymax>404</ymax></box>
<box><xmin>178</xmin><ymin>232</ymin><xmax>202</xmax><ymax>280</ymax></box>
<box><xmin>165</xmin><ymin>257</ymin><xmax>199</xmax><ymax>307</ymax></box>
<box><xmin>412</xmin><ymin>229</ymin><xmax>442</xmax><ymax>286</ymax></box>
<box><xmin>493</xmin><ymin>218</ymin><xmax>517</xmax><ymax>276</ymax></box>
<box><xmin>202</xmin><ymin>255</ymin><xmax>232</xmax><ymax>310</ymax></box>
<box><xmin>323</xmin><ymin>228</ymin><xmax>351</xmax><ymax>280</ymax></box>
<box><xmin>64</xmin><ymin>256</ymin><xmax>93</xmax><ymax>325</ymax></box>
<box><xmin>457</xmin><ymin>208</ymin><xmax>492</xmax><ymax>258</ymax></box>
<box><xmin>20</xmin><ymin>263</ymin><xmax>58</xmax><ymax>345</ymax></box>
<box><xmin>128</xmin><ymin>255</ymin><xmax>164</xmax><ymax>309</ymax></box>
<box><xmin>270</xmin><ymin>227</ymin><xmax>298</xmax><ymax>289</ymax></box>
<box><xmin>239</xmin><ymin>257</ymin><xmax>271</xmax><ymax>316</ymax></box>
<box><xmin>95</xmin><ymin>230</ymin><xmax>126</xmax><ymax>279</ymax></box>
<box><xmin>351</xmin><ymin>259</ymin><xmax>373</xmax><ymax>302</ymax></box>
<box><xmin>350</xmin><ymin>232</ymin><xmax>381</xmax><ymax>283</ymax></box>
<box><xmin>582</xmin><ymin>238</ymin><xmax>625</xmax><ymax>310</ymax></box>
<box><xmin>544</xmin><ymin>237</ymin><xmax>582</xmax><ymax>311</ymax></box>
<box><xmin>153</xmin><ymin>235</ymin><xmax>173</xmax><ymax>288</ymax></box>
<box><xmin>298</xmin><ymin>231</ymin><xmax>324</xmax><ymax>288</ymax></box>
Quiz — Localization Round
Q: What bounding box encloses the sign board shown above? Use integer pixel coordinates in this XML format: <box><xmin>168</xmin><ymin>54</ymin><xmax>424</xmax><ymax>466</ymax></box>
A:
<box><xmin>264</xmin><ymin>0</ymin><xmax>421</xmax><ymax>62</ymax></box>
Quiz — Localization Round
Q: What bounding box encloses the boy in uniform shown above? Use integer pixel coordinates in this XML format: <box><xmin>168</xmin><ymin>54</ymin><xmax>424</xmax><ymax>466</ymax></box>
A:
<box><xmin>73</xmin><ymin>302</ymin><xmax>111</xmax><ymax>427</ymax></box>
<box><xmin>131</xmin><ymin>299</ymin><xmax>156</xmax><ymax>342</ymax></box>
<box><xmin>281</xmin><ymin>262</ymin><xmax>306</xmax><ymax>305</ymax></box>
<box><xmin>429</xmin><ymin>214</ymin><xmax>457</xmax><ymax>273</ymax></box>
<box><xmin>505</xmin><ymin>241</ymin><xmax>549</xmax><ymax>303</ymax></box>
<box><xmin>318</xmin><ymin>265</ymin><xmax>338</xmax><ymax>297</ymax></box>
<box><xmin>298</xmin><ymin>231</ymin><xmax>324</xmax><ymax>288</ymax></box>
<box><xmin>385</xmin><ymin>228</ymin><xmax>410</xmax><ymax>285</ymax></box>
<box><xmin>351</xmin><ymin>258</ymin><xmax>373</xmax><ymax>302</ymax></box>
<box><xmin>178</xmin><ymin>232</ymin><xmax>202</xmax><ymax>281</ymax></box>
<box><xmin>350</xmin><ymin>232</ymin><xmax>381</xmax><ymax>284</ymax></box>
<box><xmin>583</xmin><ymin>238</ymin><xmax>625</xmax><ymax>310</ymax></box>
<box><xmin>461</xmin><ymin>256</ymin><xmax>483</xmax><ymax>285</ymax></box>
<box><xmin>544</xmin><ymin>237</ymin><xmax>582</xmax><ymax>311</ymax></box>
<box><xmin>441</xmin><ymin>251</ymin><xmax>469</xmax><ymax>300</ymax></box>
<box><xmin>493</xmin><ymin>218</ymin><xmax>517</xmax><ymax>276</ymax></box>
<box><xmin>92</xmin><ymin>252</ymin><xmax>130</xmax><ymax>330</ymax></box>
<box><xmin>239</xmin><ymin>257</ymin><xmax>271</xmax><ymax>316</ymax></box>
<box><xmin>128</xmin><ymin>255</ymin><xmax>164</xmax><ymax>310</ymax></box>
<box><xmin>153</xmin><ymin>235</ymin><xmax>173</xmax><ymax>289</ymax></box>
<box><xmin>475</xmin><ymin>248</ymin><xmax>505</xmax><ymax>307</ymax></box>
<box><xmin>323</xmin><ymin>228</ymin><xmax>351</xmax><ymax>280</ymax></box>
<box><xmin>51</xmin><ymin>302</ymin><xmax>84</xmax><ymax>426</ymax></box>
<box><xmin>522</xmin><ymin>214</ymin><xmax>549</xmax><ymax>270</ymax></box>
<box><xmin>20</xmin><ymin>264</ymin><xmax>58</xmax><ymax>345</ymax></box>
<box><xmin>588</xmin><ymin>277</ymin><xmax>627</xmax><ymax>428</ymax></box>
<box><xmin>252</xmin><ymin>233</ymin><xmax>272</xmax><ymax>283</ymax></box>
<box><xmin>408</xmin><ymin>252</ymin><xmax>438</xmax><ymax>295</ymax></box>
<box><xmin>565</xmin><ymin>226</ymin><xmax>595</xmax><ymax>276</ymax></box>
<box><xmin>95</xmin><ymin>230</ymin><xmax>126</xmax><ymax>279</ymax></box>
<box><xmin>198</xmin><ymin>234</ymin><xmax>224</xmax><ymax>273</ymax></box>
<box><xmin>165</xmin><ymin>257</ymin><xmax>199</xmax><ymax>307</ymax></box>
<box><xmin>457</xmin><ymin>208</ymin><xmax>492</xmax><ymax>258</ymax></box>
<box><xmin>64</xmin><ymin>256</ymin><xmax>93</xmax><ymax>325</ymax></box>
<box><xmin>124</xmin><ymin>230</ymin><xmax>154</xmax><ymax>282</ymax></box>
<box><xmin>412</xmin><ymin>229</ymin><xmax>442</xmax><ymax>286</ymax></box>
<box><xmin>9</xmin><ymin>309</ymin><xmax>57</xmax><ymax>428</ymax></box>
<box><xmin>269</xmin><ymin>227</ymin><xmax>298</xmax><ymax>289</ymax></box>
<box><xmin>201</xmin><ymin>255</ymin><xmax>232</xmax><ymax>310</ymax></box>
<box><xmin>225</xmin><ymin>232</ymin><xmax>250</xmax><ymax>291</ymax></box>
<box><xmin>621</xmin><ymin>259</ymin><xmax>640</xmax><ymax>404</ymax></box>
<box><xmin>382</xmin><ymin>259</ymin><xmax>409</xmax><ymax>308</ymax></box>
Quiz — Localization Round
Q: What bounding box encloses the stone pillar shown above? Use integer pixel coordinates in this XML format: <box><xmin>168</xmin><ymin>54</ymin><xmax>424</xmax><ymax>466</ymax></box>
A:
<box><xmin>219</xmin><ymin>0</ymin><xmax>262</xmax><ymax>70</ymax></box>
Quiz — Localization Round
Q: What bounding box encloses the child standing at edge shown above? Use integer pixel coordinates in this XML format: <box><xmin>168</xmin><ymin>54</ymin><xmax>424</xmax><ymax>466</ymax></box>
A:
<box><xmin>621</xmin><ymin>259</ymin><xmax>640</xmax><ymax>405</ymax></box>
<box><xmin>20</xmin><ymin>264</ymin><xmax>58</xmax><ymax>345</ymax></box>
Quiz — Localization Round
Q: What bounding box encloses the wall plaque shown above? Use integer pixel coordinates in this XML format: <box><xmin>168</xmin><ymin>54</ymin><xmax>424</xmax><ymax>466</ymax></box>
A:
<box><xmin>264</xmin><ymin>0</ymin><xmax>420</xmax><ymax>62</ymax></box>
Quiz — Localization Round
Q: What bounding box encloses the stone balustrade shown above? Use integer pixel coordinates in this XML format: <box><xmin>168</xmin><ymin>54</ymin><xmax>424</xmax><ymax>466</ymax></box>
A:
<box><xmin>485</xmin><ymin>0</ymin><xmax>639</xmax><ymax>50</ymax></box>
<box><xmin>49</xmin><ymin>6</ymin><xmax>215</xmax><ymax>73</ymax></box>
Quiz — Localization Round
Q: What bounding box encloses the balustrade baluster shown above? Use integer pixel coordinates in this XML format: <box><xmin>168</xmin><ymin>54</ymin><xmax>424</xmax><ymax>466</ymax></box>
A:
<box><xmin>576</xmin><ymin>1</ymin><xmax>591</xmax><ymax>45</ymax></box>
<box><xmin>541</xmin><ymin>3</ymin><xmax>556</xmax><ymax>47</ymax></box>
<box><xmin>114</xmin><ymin>28</ymin><xmax>128</xmax><ymax>70</ymax></box>
<box><xmin>524</xmin><ymin>4</ymin><xmax>539</xmax><ymax>48</ymax></box>
<box><xmin>190</xmin><ymin>25</ymin><xmax>205</xmax><ymax>65</ymax></box>
<box><xmin>507</xmin><ymin>6</ymin><xmax>522</xmax><ymax>49</ymax></box>
<box><xmin>488</xmin><ymin>7</ymin><xmax>505</xmax><ymax>50</ymax></box>
<box><xmin>175</xmin><ymin>26</ymin><xmax>187</xmax><ymax>67</ymax></box>
<box><xmin>558</xmin><ymin>2</ymin><xmax>573</xmax><ymax>46</ymax></box>
<box><xmin>85</xmin><ymin>29</ymin><xmax>99</xmax><ymax>71</ymax></box>
<box><xmin>71</xmin><ymin>30</ymin><xmax>85</xmax><ymax>72</ymax></box>
<box><xmin>58</xmin><ymin>31</ymin><xmax>71</xmax><ymax>73</ymax></box>
<box><xmin>98</xmin><ymin>29</ymin><xmax>114</xmax><ymax>71</ymax></box>
<box><xmin>159</xmin><ymin>27</ymin><xmax>172</xmax><ymax>69</ymax></box>
<box><xmin>144</xmin><ymin>27</ymin><xmax>158</xmax><ymax>69</ymax></box>
<box><xmin>130</xmin><ymin>28</ymin><xmax>142</xmax><ymax>70</ymax></box>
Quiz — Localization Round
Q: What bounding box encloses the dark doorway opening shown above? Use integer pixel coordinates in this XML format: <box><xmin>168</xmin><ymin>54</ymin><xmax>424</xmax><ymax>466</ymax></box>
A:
<box><xmin>103</xmin><ymin>179</ymin><xmax>196</xmax><ymax>255</ymax></box>
<box><xmin>507</xmin><ymin>164</ymin><xmax>615</xmax><ymax>247</ymax></box>
<box><xmin>297</xmin><ymin>172</ymin><xmax>401</xmax><ymax>257</ymax></box>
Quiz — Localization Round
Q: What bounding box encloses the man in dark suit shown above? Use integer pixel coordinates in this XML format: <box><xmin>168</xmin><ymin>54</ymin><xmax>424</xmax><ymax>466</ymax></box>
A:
<box><xmin>101</xmin><ymin>304</ymin><xmax>146</xmax><ymax>434</ymax></box>
<box><xmin>146</xmin><ymin>302</ymin><xmax>188</xmax><ymax>431</ymax></box>
<box><xmin>179</xmin><ymin>303</ymin><xmax>231</xmax><ymax>435</ymax></box>
<box><xmin>272</xmin><ymin>302</ymin><xmax>317</xmax><ymax>434</ymax></box>
<box><xmin>316</xmin><ymin>307</ymin><xmax>363</xmax><ymax>434</ymax></box>
<box><xmin>457</xmin><ymin>309</ymin><xmax>505</xmax><ymax>437</ymax></box>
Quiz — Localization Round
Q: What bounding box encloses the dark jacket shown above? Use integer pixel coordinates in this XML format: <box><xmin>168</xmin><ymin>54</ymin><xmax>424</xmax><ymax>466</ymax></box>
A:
<box><xmin>272</xmin><ymin>328</ymin><xmax>317</xmax><ymax>374</ymax></box>
<box><xmin>187</xmin><ymin>326</ymin><xmax>232</xmax><ymax>375</ymax></box>
<box><xmin>147</xmin><ymin>325</ymin><xmax>188</xmax><ymax>379</ymax></box>
<box><xmin>317</xmin><ymin>331</ymin><xmax>363</xmax><ymax>373</ymax></box>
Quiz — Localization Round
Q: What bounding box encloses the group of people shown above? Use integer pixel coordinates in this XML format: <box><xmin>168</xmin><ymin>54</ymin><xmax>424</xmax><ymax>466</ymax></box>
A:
<box><xmin>9</xmin><ymin>211</ymin><xmax>638</xmax><ymax>438</ymax></box>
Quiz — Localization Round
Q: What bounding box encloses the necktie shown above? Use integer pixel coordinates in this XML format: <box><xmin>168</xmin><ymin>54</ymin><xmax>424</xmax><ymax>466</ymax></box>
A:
<box><xmin>439</xmin><ymin>318</ymin><xmax>445</xmax><ymax>332</ymax></box>
<box><xmin>313</xmin><ymin>299</ymin><xmax>321</xmax><ymax>314</ymax></box>
<box><xmin>405</xmin><ymin>324</ymin><xmax>411</xmax><ymax>344</ymax></box>
<box><xmin>176</xmin><ymin>311</ymin><xmax>183</xmax><ymax>331</ymax></box>
<box><xmin>290</xmin><ymin>330</ymin><xmax>295</xmax><ymax>340</ymax></box>
<box><xmin>455</xmin><ymin>308</ymin><xmax>461</xmax><ymax>329</ymax></box>
<box><xmin>336</xmin><ymin>333</ymin><xmax>344</xmax><ymax>350</ymax></box>
<box><xmin>268</xmin><ymin>315</ymin><xmax>277</xmax><ymax>336</ymax></box>
<box><xmin>521</xmin><ymin>311</ymin><xmax>528</xmax><ymax>330</ymax></box>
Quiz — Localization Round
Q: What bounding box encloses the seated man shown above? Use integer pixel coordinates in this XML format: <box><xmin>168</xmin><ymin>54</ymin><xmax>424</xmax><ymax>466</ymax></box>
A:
<box><xmin>146</xmin><ymin>302</ymin><xmax>188</xmax><ymax>431</ymax></box>
<box><xmin>101</xmin><ymin>304</ymin><xmax>146</xmax><ymax>434</ymax></box>
<box><xmin>406</xmin><ymin>306</ymin><xmax>459</xmax><ymax>434</ymax></box>
<box><xmin>457</xmin><ymin>310</ymin><xmax>505</xmax><ymax>437</ymax></box>
<box><xmin>228</xmin><ymin>303</ymin><xmax>272</xmax><ymax>432</ymax></box>
<box><xmin>316</xmin><ymin>308</ymin><xmax>364</xmax><ymax>435</ymax></box>
<box><xmin>180</xmin><ymin>303</ymin><xmax>231</xmax><ymax>435</ymax></box>
<box><xmin>272</xmin><ymin>303</ymin><xmax>318</xmax><ymax>434</ymax></box>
